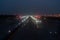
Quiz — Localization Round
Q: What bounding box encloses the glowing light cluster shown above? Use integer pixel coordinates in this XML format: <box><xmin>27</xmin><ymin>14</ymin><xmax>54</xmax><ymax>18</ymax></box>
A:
<box><xmin>21</xmin><ymin>16</ymin><xmax>27</xmax><ymax>19</ymax></box>
<box><xmin>36</xmin><ymin>20</ymin><xmax>42</xmax><ymax>23</ymax></box>
<box><xmin>21</xmin><ymin>16</ymin><xmax>29</xmax><ymax>22</ymax></box>
<box><xmin>30</xmin><ymin>16</ymin><xmax>42</xmax><ymax>23</ymax></box>
<box><xmin>30</xmin><ymin>16</ymin><xmax>38</xmax><ymax>21</ymax></box>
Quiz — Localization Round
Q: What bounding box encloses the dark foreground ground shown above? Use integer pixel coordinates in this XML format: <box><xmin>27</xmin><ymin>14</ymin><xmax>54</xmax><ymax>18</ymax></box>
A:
<box><xmin>0</xmin><ymin>15</ymin><xmax>60</xmax><ymax>40</ymax></box>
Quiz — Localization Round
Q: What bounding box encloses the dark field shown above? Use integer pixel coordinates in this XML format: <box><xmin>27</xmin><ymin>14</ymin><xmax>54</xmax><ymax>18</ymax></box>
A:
<box><xmin>0</xmin><ymin>15</ymin><xmax>60</xmax><ymax>40</ymax></box>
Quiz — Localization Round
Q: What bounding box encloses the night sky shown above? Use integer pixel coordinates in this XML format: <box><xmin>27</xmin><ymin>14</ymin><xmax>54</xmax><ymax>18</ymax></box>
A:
<box><xmin>0</xmin><ymin>0</ymin><xmax>60</xmax><ymax>15</ymax></box>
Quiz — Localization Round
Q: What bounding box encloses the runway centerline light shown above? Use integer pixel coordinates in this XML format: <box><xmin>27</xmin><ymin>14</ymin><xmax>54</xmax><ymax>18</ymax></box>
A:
<box><xmin>36</xmin><ymin>20</ymin><xmax>42</xmax><ymax>23</ymax></box>
<box><xmin>8</xmin><ymin>30</ymin><xmax>11</xmax><ymax>33</ymax></box>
